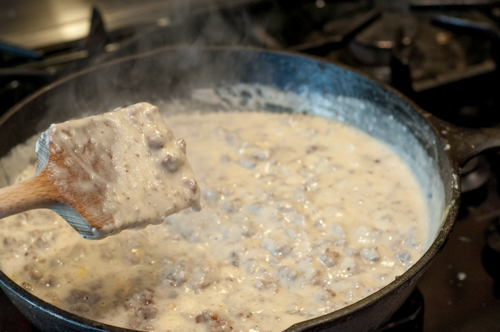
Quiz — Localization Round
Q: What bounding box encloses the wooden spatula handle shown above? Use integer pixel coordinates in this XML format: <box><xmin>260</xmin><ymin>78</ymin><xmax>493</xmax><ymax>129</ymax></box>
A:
<box><xmin>0</xmin><ymin>171</ymin><xmax>62</xmax><ymax>218</ymax></box>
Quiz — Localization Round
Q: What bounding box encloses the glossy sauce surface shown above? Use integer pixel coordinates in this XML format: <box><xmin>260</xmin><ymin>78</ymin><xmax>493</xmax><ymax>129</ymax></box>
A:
<box><xmin>0</xmin><ymin>111</ymin><xmax>427</xmax><ymax>332</ymax></box>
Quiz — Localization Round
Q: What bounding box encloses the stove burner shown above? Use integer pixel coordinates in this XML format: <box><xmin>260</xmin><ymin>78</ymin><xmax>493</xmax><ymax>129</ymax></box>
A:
<box><xmin>376</xmin><ymin>288</ymin><xmax>424</xmax><ymax>332</ymax></box>
<box><xmin>84</xmin><ymin>8</ymin><xmax>110</xmax><ymax>57</ymax></box>
<box><xmin>348</xmin><ymin>13</ymin><xmax>417</xmax><ymax>67</ymax></box>
<box><xmin>483</xmin><ymin>218</ymin><xmax>500</xmax><ymax>297</ymax></box>
<box><xmin>460</xmin><ymin>155</ymin><xmax>491</xmax><ymax>193</ymax></box>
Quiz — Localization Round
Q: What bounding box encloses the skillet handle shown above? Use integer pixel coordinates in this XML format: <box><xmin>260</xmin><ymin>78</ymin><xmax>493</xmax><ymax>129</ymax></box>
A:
<box><xmin>425</xmin><ymin>113</ymin><xmax>500</xmax><ymax>167</ymax></box>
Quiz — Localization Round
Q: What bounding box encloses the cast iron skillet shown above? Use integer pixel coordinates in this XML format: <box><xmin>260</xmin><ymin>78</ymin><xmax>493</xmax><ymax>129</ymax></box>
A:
<box><xmin>1</xmin><ymin>47</ymin><xmax>500</xmax><ymax>332</ymax></box>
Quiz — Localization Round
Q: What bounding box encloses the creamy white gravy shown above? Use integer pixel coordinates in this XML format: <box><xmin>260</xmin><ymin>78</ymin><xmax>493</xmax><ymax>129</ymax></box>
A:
<box><xmin>0</xmin><ymin>111</ymin><xmax>427</xmax><ymax>332</ymax></box>
<box><xmin>37</xmin><ymin>102</ymin><xmax>200</xmax><ymax>239</ymax></box>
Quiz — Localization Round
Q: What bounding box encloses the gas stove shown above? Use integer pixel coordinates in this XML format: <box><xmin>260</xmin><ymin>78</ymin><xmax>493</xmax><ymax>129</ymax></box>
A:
<box><xmin>1</xmin><ymin>0</ymin><xmax>500</xmax><ymax>331</ymax></box>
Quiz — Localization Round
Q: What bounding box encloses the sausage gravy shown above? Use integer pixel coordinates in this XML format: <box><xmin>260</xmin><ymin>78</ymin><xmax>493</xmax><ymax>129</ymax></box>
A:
<box><xmin>37</xmin><ymin>102</ymin><xmax>200</xmax><ymax>239</ymax></box>
<box><xmin>0</xmin><ymin>111</ymin><xmax>427</xmax><ymax>331</ymax></box>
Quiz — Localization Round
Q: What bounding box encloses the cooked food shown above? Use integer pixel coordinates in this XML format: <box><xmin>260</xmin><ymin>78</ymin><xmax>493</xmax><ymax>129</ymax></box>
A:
<box><xmin>0</xmin><ymin>110</ymin><xmax>427</xmax><ymax>332</ymax></box>
<box><xmin>0</xmin><ymin>102</ymin><xmax>200</xmax><ymax>239</ymax></box>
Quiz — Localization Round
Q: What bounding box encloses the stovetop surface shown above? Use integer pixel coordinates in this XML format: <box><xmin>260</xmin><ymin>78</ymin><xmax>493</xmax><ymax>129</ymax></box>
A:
<box><xmin>418</xmin><ymin>153</ymin><xmax>500</xmax><ymax>332</ymax></box>
<box><xmin>2</xmin><ymin>0</ymin><xmax>500</xmax><ymax>331</ymax></box>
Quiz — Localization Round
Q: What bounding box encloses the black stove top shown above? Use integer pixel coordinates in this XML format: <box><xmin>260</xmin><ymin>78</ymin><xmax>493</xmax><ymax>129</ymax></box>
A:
<box><xmin>419</xmin><ymin>151</ymin><xmax>500</xmax><ymax>332</ymax></box>
<box><xmin>2</xmin><ymin>0</ymin><xmax>500</xmax><ymax>331</ymax></box>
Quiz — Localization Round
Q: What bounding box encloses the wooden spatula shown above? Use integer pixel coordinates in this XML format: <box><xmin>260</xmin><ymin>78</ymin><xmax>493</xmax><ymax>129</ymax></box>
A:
<box><xmin>0</xmin><ymin>102</ymin><xmax>200</xmax><ymax>239</ymax></box>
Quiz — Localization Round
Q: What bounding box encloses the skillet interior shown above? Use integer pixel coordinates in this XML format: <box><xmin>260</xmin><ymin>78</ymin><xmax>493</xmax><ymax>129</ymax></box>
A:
<box><xmin>0</xmin><ymin>47</ymin><xmax>457</xmax><ymax>332</ymax></box>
